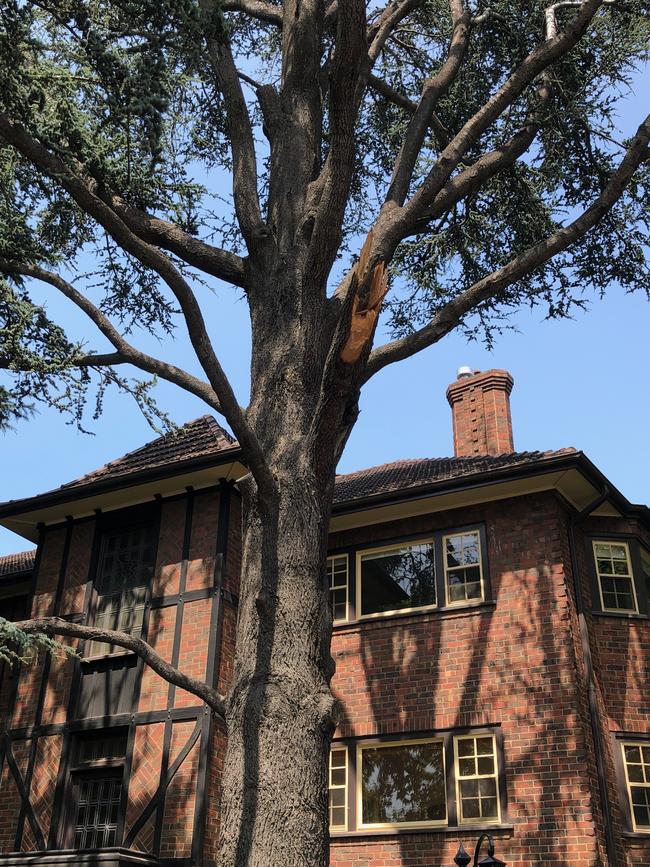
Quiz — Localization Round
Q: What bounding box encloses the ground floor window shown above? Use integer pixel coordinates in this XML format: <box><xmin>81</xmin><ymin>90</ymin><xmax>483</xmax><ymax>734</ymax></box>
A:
<box><xmin>65</xmin><ymin>730</ymin><xmax>128</xmax><ymax>849</ymax></box>
<box><xmin>329</xmin><ymin>728</ymin><xmax>504</xmax><ymax>834</ymax></box>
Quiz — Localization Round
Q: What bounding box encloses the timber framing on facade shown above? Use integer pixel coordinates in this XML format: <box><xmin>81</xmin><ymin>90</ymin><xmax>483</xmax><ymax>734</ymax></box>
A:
<box><xmin>0</xmin><ymin>369</ymin><xmax>648</xmax><ymax>866</ymax></box>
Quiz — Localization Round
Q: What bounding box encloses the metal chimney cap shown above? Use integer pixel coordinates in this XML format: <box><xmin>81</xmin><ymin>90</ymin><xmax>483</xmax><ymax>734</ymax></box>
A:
<box><xmin>457</xmin><ymin>366</ymin><xmax>473</xmax><ymax>379</ymax></box>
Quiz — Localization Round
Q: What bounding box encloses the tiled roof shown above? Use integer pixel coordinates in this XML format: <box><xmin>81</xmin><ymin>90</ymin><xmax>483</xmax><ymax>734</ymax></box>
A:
<box><xmin>62</xmin><ymin>416</ymin><xmax>236</xmax><ymax>488</ymax></box>
<box><xmin>0</xmin><ymin>549</ymin><xmax>36</xmax><ymax>577</ymax></box>
<box><xmin>333</xmin><ymin>449</ymin><xmax>577</xmax><ymax>504</ymax></box>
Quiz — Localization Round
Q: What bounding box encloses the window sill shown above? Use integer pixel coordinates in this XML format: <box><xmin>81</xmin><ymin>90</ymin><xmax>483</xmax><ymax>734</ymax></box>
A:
<box><xmin>333</xmin><ymin>600</ymin><xmax>496</xmax><ymax>632</ymax></box>
<box><xmin>331</xmin><ymin>822</ymin><xmax>514</xmax><ymax>840</ymax></box>
<box><xmin>591</xmin><ymin>610</ymin><xmax>650</xmax><ymax>622</ymax></box>
<box><xmin>622</xmin><ymin>831</ymin><xmax>650</xmax><ymax>841</ymax></box>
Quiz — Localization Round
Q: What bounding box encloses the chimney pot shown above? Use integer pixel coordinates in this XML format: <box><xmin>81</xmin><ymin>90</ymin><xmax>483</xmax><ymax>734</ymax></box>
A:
<box><xmin>446</xmin><ymin>368</ymin><xmax>515</xmax><ymax>457</ymax></box>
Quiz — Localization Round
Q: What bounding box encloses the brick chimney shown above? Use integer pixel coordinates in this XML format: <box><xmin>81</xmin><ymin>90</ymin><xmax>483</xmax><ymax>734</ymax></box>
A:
<box><xmin>446</xmin><ymin>368</ymin><xmax>515</xmax><ymax>457</ymax></box>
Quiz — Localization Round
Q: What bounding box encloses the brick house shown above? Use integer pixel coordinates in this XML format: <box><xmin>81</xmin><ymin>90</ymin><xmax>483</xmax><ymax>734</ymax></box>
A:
<box><xmin>0</xmin><ymin>368</ymin><xmax>648</xmax><ymax>867</ymax></box>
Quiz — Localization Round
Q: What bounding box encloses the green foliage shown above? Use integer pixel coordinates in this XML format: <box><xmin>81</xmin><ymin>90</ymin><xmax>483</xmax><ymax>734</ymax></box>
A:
<box><xmin>0</xmin><ymin>0</ymin><xmax>648</xmax><ymax>423</ymax></box>
<box><xmin>0</xmin><ymin>617</ymin><xmax>76</xmax><ymax>666</ymax></box>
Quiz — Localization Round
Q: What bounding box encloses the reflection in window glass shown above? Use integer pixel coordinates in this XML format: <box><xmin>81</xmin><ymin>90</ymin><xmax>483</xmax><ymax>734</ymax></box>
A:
<box><xmin>359</xmin><ymin>740</ymin><xmax>446</xmax><ymax>827</ymax></box>
<box><xmin>329</xmin><ymin>748</ymin><xmax>348</xmax><ymax>829</ymax></box>
<box><xmin>327</xmin><ymin>555</ymin><xmax>349</xmax><ymax>623</ymax></box>
<box><xmin>445</xmin><ymin>531</ymin><xmax>483</xmax><ymax>604</ymax></box>
<box><xmin>623</xmin><ymin>742</ymin><xmax>650</xmax><ymax>830</ymax></box>
<box><xmin>359</xmin><ymin>542</ymin><xmax>435</xmax><ymax>617</ymax></box>
<box><xmin>455</xmin><ymin>735</ymin><xmax>499</xmax><ymax>823</ymax></box>
<box><xmin>593</xmin><ymin>541</ymin><xmax>637</xmax><ymax>612</ymax></box>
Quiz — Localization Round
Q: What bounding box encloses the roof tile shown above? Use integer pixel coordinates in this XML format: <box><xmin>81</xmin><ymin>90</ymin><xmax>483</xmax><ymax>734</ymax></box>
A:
<box><xmin>62</xmin><ymin>416</ymin><xmax>236</xmax><ymax>488</ymax></box>
<box><xmin>333</xmin><ymin>449</ymin><xmax>577</xmax><ymax>504</ymax></box>
<box><xmin>0</xmin><ymin>549</ymin><xmax>36</xmax><ymax>578</ymax></box>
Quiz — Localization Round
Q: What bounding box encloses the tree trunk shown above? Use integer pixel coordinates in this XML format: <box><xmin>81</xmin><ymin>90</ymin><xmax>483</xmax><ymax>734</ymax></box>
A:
<box><xmin>216</xmin><ymin>463</ymin><xmax>339</xmax><ymax>867</ymax></box>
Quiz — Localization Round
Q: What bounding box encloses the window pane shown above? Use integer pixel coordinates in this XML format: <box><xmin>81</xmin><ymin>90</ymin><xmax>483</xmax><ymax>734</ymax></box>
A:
<box><xmin>456</xmin><ymin>735</ymin><xmax>499</xmax><ymax>823</ymax></box>
<box><xmin>623</xmin><ymin>742</ymin><xmax>650</xmax><ymax>829</ymax></box>
<box><xmin>73</xmin><ymin>773</ymin><xmax>122</xmax><ymax>849</ymax></box>
<box><xmin>87</xmin><ymin>524</ymin><xmax>156</xmax><ymax>656</ymax></box>
<box><xmin>594</xmin><ymin>541</ymin><xmax>637</xmax><ymax>612</ymax></box>
<box><xmin>327</xmin><ymin>556</ymin><xmax>348</xmax><ymax>623</ymax></box>
<box><xmin>360</xmin><ymin>741</ymin><xmax>445</xmax><ymax>825</ymax></box>
<box><xmin>328</xmin><ymin>748</ymin><xmax>347</xmax><ymax>830</ymax></box>
<box><xmin>445</xmin><ymin>532</ymin><xmax>484</xmax><ymax>605</ymax></box>
<box><xmin>360</xmin><ymin>542</ymin><xmax>435</xmax><ymax>616</ymax></box>
<box><xmin>640</xmin><ymin>548</ymin><xmax>650</xmax><ymax>600</ymax></box>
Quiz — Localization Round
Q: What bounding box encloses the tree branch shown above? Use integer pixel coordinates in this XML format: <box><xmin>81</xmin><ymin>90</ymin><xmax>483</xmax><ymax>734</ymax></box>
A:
<box><xmin>379</xmin><ymin>0</ymin><xmax>608</xmax><ymax>246</ymax></box>
<box><xmin>0</xmin><ymin>117</ymin><xmax>273</xmax><ymax>494</ymax></box>
<box><xmin>304</xmin><ymin>0</ymin><xmax>367</xmax><ymax>284</ymax></box>
<box><xmin>0</xmin><ymin>258</ymin><xmax>224</xmax><ymax>413</ymax></box>
<box><xmin>404</xmin><ymin>83</ymin><xmax>552</xmax><ymax>234</ymax></box>
<box><xmin>106</xmin><ymin>197</ymin><xmax>247</xmax><ymax>288</ymax></box>
<box><xmin>386</xmin><ymin>7</ymin><xmax>471</xmax><ymax>205</ymax></box>
<box><xmin>200</xmin><ymin>1</ymin><xmax>267</xmax><ymax>250</ymax></box>
<box><xmin>220</xmin><ymin>0</ymin><xmax>283</xmax><ymax>25</ymax></box>
<box><xmin>367</xmin><ymin>0</ymin><xmax>424</xmax><ymax>64</ymax></box>
<box><xmin>16</xmin><ymin>617</ymin><xmax>227</xmax><ymax>719</ymax></box>
<box><xmin>365</xmin><ymin>113</ymin><xmax>650</xmax><ymax>380</ymax></box>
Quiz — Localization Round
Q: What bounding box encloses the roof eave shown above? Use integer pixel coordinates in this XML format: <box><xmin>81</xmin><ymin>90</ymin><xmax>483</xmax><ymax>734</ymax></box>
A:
<box><xmin>0</xmin><ymin>445</ymin><xmax>244</xmax><ymax>521</ymax></box>
<box><xmin>333</xmin><ymin>451</ymin><xmax>650</xmax><ymax>529</ymax></box>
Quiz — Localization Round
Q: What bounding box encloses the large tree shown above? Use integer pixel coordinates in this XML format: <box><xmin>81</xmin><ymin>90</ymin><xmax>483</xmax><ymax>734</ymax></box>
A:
<box><xmin>0</xmin><ymin>0</ymin><xmax>648</xmax><ymax>864</ymax></box>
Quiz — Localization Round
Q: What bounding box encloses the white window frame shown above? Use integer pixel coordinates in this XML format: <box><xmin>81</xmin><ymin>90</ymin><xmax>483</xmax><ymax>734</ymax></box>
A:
<box><xmin>621</xmin><ymin>740</ymin><xmax>650</xmax><ymax>832</ymax></box>
<box><xmin>454</xmin><ymin>733</ymin><xmax>501</xmax><ymax>825</ymax></box>
<box><xmin>327</xmin><ymin>554</ymin><xmax>349</xmax><ymax>624</ymax></box>
<box><xmin>443</xmin><ymin>529</ymin><xmax>485</xmax><ymax>607</ymax></box>
<box><xmin>355</xmin><ymin>539</ymin><xmax>437</xmax><ymax>620</ymax></box>
<box><xmin>593</xmin><ymin>540</ymin><xmax>639</xmax><ymax>614</ymax></box>
<box><xmin>328</xmin><ymin>747</ymin><xmax>348</xmax><ymax>831</ymax></box>
<box><xmin>355</xmin><ymin>737</ymin><xmax>447</xmax><ymax>830</ymax></box>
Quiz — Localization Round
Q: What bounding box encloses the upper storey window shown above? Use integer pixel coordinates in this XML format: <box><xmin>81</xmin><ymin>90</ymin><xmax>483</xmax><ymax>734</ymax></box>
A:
<box><xmin>329</xmin><ymin>525</ymin><xmax>489</xmax><ymax>624</ymax></box>
<box><xmin>444</xmin><ymin>530</ymin><xmax>484</xmax><ymax>605</ymax></box>
<box><xmin>593</xmin><ymin>541</ymin><xmax>637</xmax><ymax>612</ymax></box>
<box><xmin>86</xmin><ymin>523</ymin><xmax>156</xmax><ymax>657</ymax></box>
<box><xmin>327</xmin><ymin>555</ymin><xmax>349</xmax><ymax>624</ymax></box>
<box><xmin>358</xmin><ymin>540</ymin><xmax>436</xmax><ymax>618</ymax></box>
<box><xmin>590</xmin><ymin>538</ymin><xmax>650</xmax><ymax>616</ymax></box>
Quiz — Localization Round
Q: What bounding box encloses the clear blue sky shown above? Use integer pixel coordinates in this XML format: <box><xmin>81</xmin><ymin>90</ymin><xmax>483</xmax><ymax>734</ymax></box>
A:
<box><xmin>1</xmin><ymin>72</ymin><xmax>648</xmax><ymax>556</ymax></box>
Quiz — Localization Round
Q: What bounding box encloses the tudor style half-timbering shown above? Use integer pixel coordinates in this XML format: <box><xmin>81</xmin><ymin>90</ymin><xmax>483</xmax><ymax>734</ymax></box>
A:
<box><xmin>0</xmin><ymin>370</ymin><xmax>648</xmax><ymax>867</ymax></box>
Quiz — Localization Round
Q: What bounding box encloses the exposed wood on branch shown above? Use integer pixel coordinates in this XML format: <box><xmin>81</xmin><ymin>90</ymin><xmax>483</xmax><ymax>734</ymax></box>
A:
<box><xmin>365</xmin><ymin>113</ymin><xmax>650</xmax><ymax>379</ymax></box>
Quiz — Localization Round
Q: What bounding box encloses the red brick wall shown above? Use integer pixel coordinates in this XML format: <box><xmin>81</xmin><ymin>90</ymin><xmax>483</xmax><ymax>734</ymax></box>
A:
<box><xmin>203</xmin><ymin>489</ymin><xmax>242</xmax><ymax>865</ymax></box>
<box><xmin>160</xmin><ymin>720</ymin><xmax>200</xmax><ymax>858</ymax></box>
<box><xmin>125</xmin><ymin>722</ymin><xmax>165</xmax><ymax>852</ymax></box>
<box><xmin>329</xmin><ymin>493</ymin><xmax>602</xmax><ymax>867</ymax></box>
<box><xmin>575</xmin><ymin>516</ymin><xmax>650</xmax><ymax>867</ymax></box>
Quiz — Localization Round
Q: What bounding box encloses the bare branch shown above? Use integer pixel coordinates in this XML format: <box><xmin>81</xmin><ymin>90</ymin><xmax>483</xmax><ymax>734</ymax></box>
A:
<box><xmin>17</xmin><ymin>617</ymin><xmax>227</xmax><ymax>719</ymax></box>
<box><xmin>201</xmin><ymin>19</ymin><xmax>267</xmax><ymax>249</ymax></box>
<box><xmin>405</xmin><ymin>83</ymin><xmax>552</xmax><ymax>233</ymax></box>
<box><xmin>0</xmin><ymin>258</ymin><xmax>224</xmax><ymax>412</ymax></box>
<box><xmin>221</xmin><ymin>0</ymin><xmax>282</xmax><ymax>25</ymax></box>
<box><xmin>378</xmin><ymin>0</ymin><xmax>608</xmax><ymax>246</ymax></box>
<box><xmin>365</xmin><ymin>113</ymin><xmax>650</xmax><ymax>380</ymax></box>
<box><xmin>368</xmin><ymin>0</ymin><xmax>424</xmax><ymax>64</ymax></box>
<box><xmin>545</xmin><ymin>0</ymin><xmax>615</xmax><ymax>38</ymax></box>
<box><xmin>386</xmin><ymin>10</ymin><xmax>471</xmax><ymax>205</ymax></box>
<box><xmin>106</xmin><ymin>197</ymin><xmax>247</xmax><ymax>288</ymax></box>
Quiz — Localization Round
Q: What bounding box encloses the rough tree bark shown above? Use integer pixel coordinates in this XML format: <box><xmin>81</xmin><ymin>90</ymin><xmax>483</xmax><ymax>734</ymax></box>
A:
<box><xmin>1</xmin><ymin>2</ymin><xmax>648</xmax><ymax>866</ymax></box>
